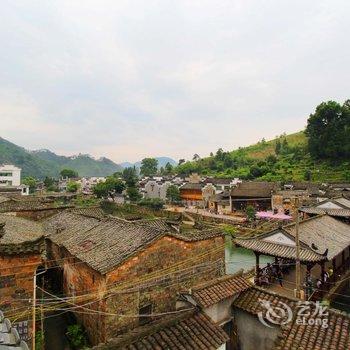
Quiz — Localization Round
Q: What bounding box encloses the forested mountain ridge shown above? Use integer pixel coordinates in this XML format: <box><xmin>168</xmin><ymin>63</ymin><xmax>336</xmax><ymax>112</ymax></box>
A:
<box><xmin>0</xmin><ymin>137</ymin><xmax>122</xmax><ymax>178</ymax></box>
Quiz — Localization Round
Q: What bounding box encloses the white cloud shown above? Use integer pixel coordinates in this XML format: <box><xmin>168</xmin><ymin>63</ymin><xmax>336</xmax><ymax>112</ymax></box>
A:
<box><xmin>0</xmin><ymin>0</ymin><xmax>349</xmax><ymax>162</ymax></box>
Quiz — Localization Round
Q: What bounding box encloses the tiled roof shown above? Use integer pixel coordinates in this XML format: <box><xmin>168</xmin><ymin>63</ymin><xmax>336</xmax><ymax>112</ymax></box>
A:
<box><xmin>170</xmin><ymin>227</ymin><xmax>224</xmax><ymax>242</ymax></box>
<box><xmin>180</xmin><ymin>182</ymin><xmax>204</xmax><ymax>190</ymax></box>
<box><xmin>235</xmin><ymin>215</ymin><xmax>350</xmax><ymax>261</ymax></box>
<box><xmin>0</xmin><ymin>310</ymin><xmax>29</xmax><ymax>349</ymax></box>
<box><xmin>70</xmin><ymin>207</ymin><xmax>106</xmax><ymax>219</ymax></box>
<box><xmin>0</xmin><ymin>197</ymin><xmax>71</xmax><ymax>213</ymax></box>
<box><xmin>234</xmin><ymin>236</ymin><xmax>324</xmax><ymax>262</ymax></box>
<box><xmin>189</xmin><ymin>274</ymin><xmax>252</xmax><ymax>307</ymax></box>
<box><xmin>92</xmin><ymin>310</ymin><xmax>229</xmax><ymax>350</ymax></box>
<box><xmin>230</xmin><ymin>181</ymin><xmax>279</xmax><ymax>198</ymax></box>
<box><xmin>274</xmin><ymin>308</ymin><xmax>350</xmax><ymax>350</ymax></box>
<box><xmin>45</xmin><ymin>211</ymin><xmax>164</xmax><ymax>274</ymax></box>
<box><xmin>300</xmin><ymin>207</ymin><xmax>350</xmax><ymax>217</ymax></box>
<box><xmin>233</xmin><ymin>286</ymin><xmax>297</xmax><ymax>317</ymax></box>
<box><xmin>0</xmin><ymin>214</ymin><xmax>44</xmax><ymax>245</ymax></box>
<box><xmin>284</xmin><ymin>215</ymin><xmax>350</xmax><ymax>260</ymax></box>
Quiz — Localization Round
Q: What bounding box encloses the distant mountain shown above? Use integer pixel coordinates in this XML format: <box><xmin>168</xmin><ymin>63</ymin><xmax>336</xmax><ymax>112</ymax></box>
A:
<box><xmin>120</xmin><ymin>157</ymin><xmax>177</xmax><ymax>170</ymax></box>
<box><xmin>0</xmin><ymin>137</ymin><xmax>122</xmax><ymax>179</ymax></box>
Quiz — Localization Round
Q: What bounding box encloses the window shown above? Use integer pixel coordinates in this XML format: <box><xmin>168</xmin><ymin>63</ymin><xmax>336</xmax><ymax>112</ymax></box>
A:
<box><xmin>0</xmin><ymin>172</ymin><xmax>12</xmax><ymax>177</ymax></box>
<box><xmin>139</xmin><ymin>303</ymin><xmax>153</xmax><ymax>325</ymax></box>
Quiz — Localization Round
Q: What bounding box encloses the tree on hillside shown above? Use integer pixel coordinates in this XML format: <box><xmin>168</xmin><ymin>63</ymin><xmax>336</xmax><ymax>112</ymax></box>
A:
<box><xmin>60</xmin><ymin>168</ymin><xmax>78</xmax><ymax>178</ymax></box>
<box><xmin>166</xmin><ymin>185</ymin><xmax>181</xmax><ymax>203</ymax></box>
<box><xmin>275</xmin><ymin>139</ymin><xmax>282</xmax><ymax>154</ymax></box>
<box><xmin>140</xmin><ymin>158</ymin><xmax>158</xmax><ymax>177</ymax></box>
<box><xmin>193</xmin><ymin>154</ymin><xmax>200</xmax><ymax>161</ymax></box>
<box><xmin>306</xmin><ymin>100</ymin><xmax>350</xmax><ymax>159</ymax></box>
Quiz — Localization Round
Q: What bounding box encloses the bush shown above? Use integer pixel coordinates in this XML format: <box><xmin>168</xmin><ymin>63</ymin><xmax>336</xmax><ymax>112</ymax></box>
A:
<box><xmin>66</xmin><ymin>324</ymin><xmax>88</xmax><ymax>349</ymax></box>
<box><xmin>138</xmin><ymin>198</ymin><xmax>165</xmax><ymax>210</ymax></box>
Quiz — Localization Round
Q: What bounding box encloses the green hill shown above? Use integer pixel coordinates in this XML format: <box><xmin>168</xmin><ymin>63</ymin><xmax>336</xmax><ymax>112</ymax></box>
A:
<box><xmin>177</xmin><ymin>131</ymin><xmax>350</xmax><ymax>182</ymax></box>
<box><xmin>0</xmin><ymin>137</ymin><xmax>122</xmax><ymax>179</ymax></box>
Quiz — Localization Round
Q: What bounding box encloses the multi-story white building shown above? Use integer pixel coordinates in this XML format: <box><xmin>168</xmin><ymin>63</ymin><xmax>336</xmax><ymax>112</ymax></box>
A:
<box><xmin>0</xmin><ymin>164</ymin><xmax>29</xmax><ymax>195</ymax></box>
<box><xmin>0</xmin><ymin>164</ymin><xmax>21</xmax><ymax>186</ymax></box>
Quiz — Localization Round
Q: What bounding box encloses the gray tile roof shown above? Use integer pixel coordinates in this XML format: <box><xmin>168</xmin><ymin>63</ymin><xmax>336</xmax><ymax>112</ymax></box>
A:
<box><xmin>230</xmin><ymin>181</ymin><xmax>279</xmax><ymax>198</ymax></box>
<box><xmin>0</xmin><ymin>310</ymin><xmax>29</xmax><ymax>350</ymax></box>
<box><xmin>0</xmin><ymin>214</ymin><xmax>44</xmax><ymax>245</ymax></box>
<box><xmin>45</xmin><ymin>211</ymin><xmax>224</xmax><ymax>274</ymax></box>
<box><xmin>235</xmin><ymin>215</ymin><xmax>350</xmax><ymax>261</ymax></box>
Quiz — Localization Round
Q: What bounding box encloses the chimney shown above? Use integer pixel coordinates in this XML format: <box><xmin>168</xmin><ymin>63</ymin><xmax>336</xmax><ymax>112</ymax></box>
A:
<box><xmin>0</xmin><ymin>222</ymin><xmax>5</xmax><ymax>238</ymax></box>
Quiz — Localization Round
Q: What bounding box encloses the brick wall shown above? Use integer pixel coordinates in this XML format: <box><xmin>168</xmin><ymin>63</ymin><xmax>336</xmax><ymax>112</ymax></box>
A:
<box><xmin>0</xmin><ymin>253</ymin><xmax>42</xmax><ymax>313</ymax></box>
<box><xmin>104</xmin><ymin>235</ymin><xmax>224</xmax><ymax>340</ymax></box>
<box><xmin>47</xmin><ymin>235</ymin><xmax>224</xmax><ymax>345</ymax></box>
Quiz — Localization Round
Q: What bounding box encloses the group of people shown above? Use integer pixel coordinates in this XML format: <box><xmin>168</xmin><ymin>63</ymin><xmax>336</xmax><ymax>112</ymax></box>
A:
<box><xmin>257</xmin><ymin>259</ymin><xmax>292</xmax><ymax>287</ymax></box>
<box><xmin>303</xmin><ymin>268</ymin><xmax>334</xmax><ymax>299</ymax></box>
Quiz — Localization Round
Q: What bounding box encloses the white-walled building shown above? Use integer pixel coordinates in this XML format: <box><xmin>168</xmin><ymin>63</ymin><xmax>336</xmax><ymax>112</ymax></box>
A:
<box><xmin>0</xmin><ymin>165</ymin><xmax>21</xmax><ymax>186</ymax></box>
<box><xmin>0</xmin><ymin>165</ymin><xmax>29</xmax><ymax>195</ymax></box>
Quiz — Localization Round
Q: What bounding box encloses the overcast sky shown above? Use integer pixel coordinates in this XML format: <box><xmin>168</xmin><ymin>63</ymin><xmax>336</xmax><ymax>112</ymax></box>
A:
<box><xmin>1</xmin><ymin>1</ymin><xmax>349</xmax><ymax>163</ymax></box>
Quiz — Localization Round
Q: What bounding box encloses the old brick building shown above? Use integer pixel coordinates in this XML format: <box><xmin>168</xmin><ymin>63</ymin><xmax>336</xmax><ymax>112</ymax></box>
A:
<box><xmin>44</xmin><ymin>209</ymin><xmax>225</xmax><ymax>345</ymax></box>
<box><xmin>0</xmin><ymin>214</ymin><xmax>45</xmax><ymax>342</ymax></box>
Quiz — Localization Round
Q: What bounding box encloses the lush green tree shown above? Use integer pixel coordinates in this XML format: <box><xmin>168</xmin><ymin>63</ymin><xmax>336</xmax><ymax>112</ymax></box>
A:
<box><xmin>122</xmin><ymin>167</ymin><xmax>138</xmax><ymax>187</ymax></box>
<box><xmin>166</xmin><ymin>185</ymin><xmax>181</xmax><ymax>203</ymax></box>
<box><xmin>66</xmin><ymin>180</ymin><xmax>80</xmax><ymax>193</ymax></box>
<box><xmin>43</xmin><ymin>176</ymin><xmax>58</xmax><ymax>191</ymax></box>
<box><xmin>140</xmin><ymin>158</ymin><xmax>158</xmax><ymax>177</ymax></box>
<box><xmin>22</xmin><ymin>176</ymin><xmax>37</xmax><ymax>194</ymax></box>
<box><xmin>165</xmin><ymin>162</ymin><xmax>173</xmax><ymax>174</ymax></box>
<box><xmin>60</xmin><ymin>168</ymin><xmax>78</xmax><ymax>178</ymax></box>
<box><xmin>92</xmin><ymin>177</ymin><xmax>125</xmax><ymax>198</ymax></box>
<box><xmin>306</xmin><ymin>100</ymin><xmax>350</xmax><ymax>159</ymax></box>
<box><xmin>127</xmin><ymin>187</ymin><xmax>142</xmax><ymax>202</ymax></box>
<box><xmin>246</xmin><ymin>205</ymin><xmax>256</xmax><ymax>221</ymax></box>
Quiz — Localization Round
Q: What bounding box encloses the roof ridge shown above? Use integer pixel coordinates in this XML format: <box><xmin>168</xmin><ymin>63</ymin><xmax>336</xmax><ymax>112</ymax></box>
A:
<box><xmin>191</xmin><ymin>272</ymin><xmax>248</xmax><ymax>292</ymax></box>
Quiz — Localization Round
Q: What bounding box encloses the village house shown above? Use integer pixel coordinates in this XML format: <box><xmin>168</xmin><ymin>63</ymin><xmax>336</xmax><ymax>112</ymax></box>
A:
<box><xmin>43</xmin><ymin>209</ymin><xmax>225</xmax><ymax>345</ymax></box>
<box><xmin>178</xmin><ymin>274</ymin><xmax>252</xmax><ymax>349</ymax></box>
<box><xmin>143</xmin><ymin>179</ymin><xmax>172</xmax><ymax>200</ymax></box>
<box><xmin>92</xmin><ymin>309</ymin><xmax>229</xmax><ymax>350</ymax></box>
<box><xmin>271</xmin><ymin>189</ymin><xmax>313</xmax><ymax>217</ymax></box>
<box><xmin>300</xmin><ymin>196</ymin><xmax>350</xmax><ymax>222</ymax></box>
<box><xmin>204</xmin><ymin>178</ymin><xmax>241</xmax><ymax>192</ymax></box>
<box><xmin>0</xmin><ymin>165</ymin><xmax>29</xmax><ymax>196</ymax></box>
<box><xmin>0</xmin><ymin>214</ymin><xmax>45</xmax><ymax>343</ymax></box>
<box><xmin>229</xmin><ymin>181</ymin><xmax>279</xmax><ymax>212</ymax></box>
<box><xmin>234</xmin><ymin>214</ymin><xmax>350</xmax><ymax>301</ymax></box>
<box><xmin>208</xmin><ymin>191</ymin><xmax>232</xmax><ymax>215</ymax></box>
<box><xmin>0</xmin><ymin>309</ymin><xmax>29</xmax><ymax>349</ymax></box>
<box><xmin>232</xmin><ymin>285</ymin><xmax>350</xmax><ymax>350</ymax></box>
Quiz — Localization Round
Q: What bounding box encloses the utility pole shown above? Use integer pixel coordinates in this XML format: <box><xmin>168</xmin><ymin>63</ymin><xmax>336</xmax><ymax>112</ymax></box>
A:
<box><xmin>295</xmin><ymin>198</ymin><xmax>302</xmax><ymax>299</ymax></box>
<box><xmin>32</xmin><ymin>268</ymin><xmax>46</xmax><ymax>350</ymax></box>
<box><xmin>32</xmin><ymin>272</ymin><xmax>37</xmax><ymax>350</ymax></box>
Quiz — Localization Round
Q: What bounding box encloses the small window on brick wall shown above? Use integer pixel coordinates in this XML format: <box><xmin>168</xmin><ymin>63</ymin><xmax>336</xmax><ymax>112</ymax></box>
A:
<box><xmin>139</xmin><ymin>303</ymin><xmax>153</xmax><ymax>326</ymax></box>
<box><xmin>0</xmin><ymin>275</ymin><xmax>15</xmax><ymax>288</ymax></box>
